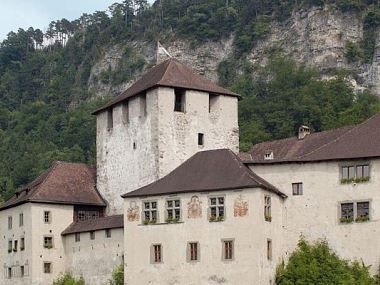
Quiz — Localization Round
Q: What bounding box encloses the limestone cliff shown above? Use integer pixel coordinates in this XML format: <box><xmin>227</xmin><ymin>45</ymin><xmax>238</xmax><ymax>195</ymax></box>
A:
<box><xmin>89</xmin><ymin>6</ymin><xmax>380</xmax><ymax>97</ymax></box>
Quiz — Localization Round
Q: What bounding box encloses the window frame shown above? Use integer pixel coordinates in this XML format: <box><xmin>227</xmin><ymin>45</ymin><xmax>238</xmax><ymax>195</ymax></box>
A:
<box><xmin>20</xmin><ymin>265</ymin><xmax>25</xmax><ymax>277</ymax></box>
<box><xmin>187</xmin><ymin>242</ymin><xmax>200</xmax><ymax>262</ymax></box>
<box><xmin>222</xmin><ymin>239</ymin><xmax>234</xmax><ymax>261</ymax></box>
<box><xmin>75</xmin><ymin>233</ymin><xmax>80</xmax><ymax>242</ymax></box>
<box><xmin>292</xmin><ymin>182</ymin><xmax>303</xmax><ymax>196</ymax></box>
<box><xmin>340</xmin><ymin>162</ymin><xmax>370</xmax><ymax>182</ymax></box>
<box><xmin>264</xmin><ymin>195</ymin><xmax>272</xmax><ymax>222</ymax></box>
<box><xmin>174</xmin><ymin>88</ymin><xmax>186</xmax><ymax>113</ymax></box>
<box><xmin>43</xmin><ymin>236</ymin><xmax>53</xmax><ymax>249</ymax></box>
<box><xmin>267</xmin><ymin>239</ymin><xmax>272</xmax><ymax>261</ymax></box>
<box><xmin>165</xmin><ymin>199</ymin><xmax>181</xmax><ymax>222</ymax></box>
<box><xmin>90</xmin><ymin>231</ymin><xmax>95</xmax><ymax>240</ymax></box>
<box><xmin>198</xmin><ymin>133</ymin><xmax>204</xmax><ymax>146</ymax></box>
<box><xmin>105</xmin><ymin>229</ymin><xmax>111</xmax><ymax>238</ymax></box>
<box><xmin>43</xmin><ymin>262</ymin><xmax>52</xmax><ymax>274</ymax></box>
<box><xmin>8</xmin><ymin>216</ymin><xmax>12</xmax><ymax>230</ymax></box>
<box><xmin>208</xmin><ymin>94</ymin><xmax>219</xmax><ymax>113</ymax></box>
<box><xmin>142</xmin><ymin>200</ymin><xmax>158</xmax><ymax>224</ymax></box>
<box><xmin>20</xmin><ymin>237</ymin><xmax>25</xmax><ymax>251</ymax></box>
<box><xmin>44</xmin><ymin>211</ymin><xmax>51</xmax><ymax>224</ymax></box>
<box><xmin>208</xmin><ymin>196</ymin><xmax>225</xmax><ymax>222</ymax></box>
<box><xmin>19</xmin><ymin>213</ymin><xmax>23</xmax><ymax>227</ymax></box>
<box><xmin>151</xmin><ymin>244</ymin><xmax>163</xmax><ymax>264</ymax></box>
<box><xmin>107</xmin><ymin>108</ymin><xmax>113</xmax><ymax>130</ymax></box>
<box><xmin>339</xmin><ymin>200</ymin><xmax>371</xmax><ymax>223</ymax></box>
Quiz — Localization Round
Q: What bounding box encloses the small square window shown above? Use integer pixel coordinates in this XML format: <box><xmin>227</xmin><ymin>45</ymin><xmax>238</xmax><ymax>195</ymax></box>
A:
<box><xmin>152</xmin><ymin>244</ymin><xmax>162</xmax><ymax>263</ymax></box>
<box><xmin>75</xmin><ymin>233</ymin><xmax>80</xmax><ymax>242</ymax></box>
<box><xmin>44</xmin><ymin>211</ymin><xmax>51</xmax><ymax>224</ymax></box>
<box><xmin>222</xmin><ymin>240</ymin><xmax>234</xmax><ymax>260</ymax></box>
<box><xmin>105</xmin><ymin>229</ymin><xmax>111</xmax><ymax>238</ymax></box>
<box><xmin>43</xmin><ymin>236</ymin><xmax>53</xmax><ymax>249</ymax></box>
<box><xmin>198</xmin><ymin>133</ymin><xmax>204</xmax><ymax>146</ymax></box>
<box><xmin>43</xmin><ymin>262</ymin><xmax>52</xmax><ymax>274</ymax></box>
<box><xmin>292</xmin><ymin>183</ymin><xmax>303</xmax><ymax>196</ymax></box>
<box><xmin>90</xmin><ymin>231</ymin><xmax>95</xmax><ymax>240</ymax></box>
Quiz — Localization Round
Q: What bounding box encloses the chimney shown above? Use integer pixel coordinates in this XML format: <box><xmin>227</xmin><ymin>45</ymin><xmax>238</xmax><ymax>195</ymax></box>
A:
<box><xmin>298</xmin><ymin>125</ymin><xmax>310</xmax><ymax>140</ymax></box>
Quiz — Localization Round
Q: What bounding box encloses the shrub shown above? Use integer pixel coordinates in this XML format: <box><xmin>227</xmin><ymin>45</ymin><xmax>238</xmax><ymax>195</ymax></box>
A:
<box><xmin>53</xmin><ymin>273</ymin><xmax>85</xmax><ymax>285</ymax></box>
<box><xmin>109</xmin><ymin>264</ymin><xmax>124</xmax><ymax>285</ymax></box>
<box><xmin>276</xmin><ymin>238</ymin><xmax>375</xmax><ymax>285</ymax></box>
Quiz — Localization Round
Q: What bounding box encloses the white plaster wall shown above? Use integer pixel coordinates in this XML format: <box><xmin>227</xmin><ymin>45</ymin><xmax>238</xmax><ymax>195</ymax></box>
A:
<box><xmin>30</xmin><ymin>203</ymin><xmax>73</xmax><ymax>285</ymax></box>
<box><xmin>124</xmin><ymin>188</ymin><xmax>283</xmax><ymax>285</ymax></box>
<box><xmin>0</xmin><ymin>203</ymin><xmax>73</xmax><ymax>285</ymax></box>
<box><xmin>64</xmin><ymin>228</ymin><xmax>124</xmax><ymax>285</ymax></box>
<box><xmin>97</xmin><ymin>87</ymin><xmax>239</xmax><ymax>215</ymax></box>
<box><xmin>250</xmin><ymin>159</ymin><xmax>380</xmax><ymax>274</ymax></box>
<box><xmin>0</xmin><ymin>203</ymin><xmax>32</xmax><ymax>285</ymax></box>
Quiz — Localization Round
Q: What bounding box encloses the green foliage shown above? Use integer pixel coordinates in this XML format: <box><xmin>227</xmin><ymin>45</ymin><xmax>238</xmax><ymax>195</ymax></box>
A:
<box><xmin>233</xmin><ymin>57</ymin><xmax>380</xmax><ymax>149</ymax></box>
<box><xmin>53</xmin><ymin>273</ymin><xmax>85</xmax><ymax>285</ymax></box>
<box><xmin>276</xmin><ymin>239</ymin><xmax>375</xmax><ymax>285</ymax></box>
<box><xmin>345</xmin><ymin>41</ymin><xmax>363</xmax><ymax>63</ymax></box>
<box><xmin>109</xmin><ymin>264</ymin><xmax>124</xmax><ymax>285</ymax></box>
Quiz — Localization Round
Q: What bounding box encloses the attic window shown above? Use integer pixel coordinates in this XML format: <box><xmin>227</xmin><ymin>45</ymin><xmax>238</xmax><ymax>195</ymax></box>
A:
<box><xmin>264</xmin><ymin>151</ymin><xmax>274</xmax><ymax>160</ymax></box>
<box><xmin>174</xmin><ymin>89</ymin><xmax>185</xmax><ymax>112</ymax></box>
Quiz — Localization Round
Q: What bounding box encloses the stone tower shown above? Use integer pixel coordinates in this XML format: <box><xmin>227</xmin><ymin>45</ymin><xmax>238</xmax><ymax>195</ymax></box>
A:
<box><xmin>94</xmin><ymin>59</ymin><xmax>239</xmax><ymax>214</ymax></box>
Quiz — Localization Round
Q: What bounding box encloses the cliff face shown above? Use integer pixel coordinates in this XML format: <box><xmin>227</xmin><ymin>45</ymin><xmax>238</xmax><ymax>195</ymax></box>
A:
<box><xmin>89</xmin><ymin>6</ymin><xmax>380</xmax><ymax>97</ymax></box>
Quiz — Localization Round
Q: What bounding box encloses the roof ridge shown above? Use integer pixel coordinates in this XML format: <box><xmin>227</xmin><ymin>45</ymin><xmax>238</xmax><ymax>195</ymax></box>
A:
<box><xmin>157</xmin><ymin>59</ymin><xmax>173</xmax><ymax>85</ymax></box>
<box><xmin>300</xmin><ymin>118</ymin><xmax>371</xmax><ymax>159</ymax></box>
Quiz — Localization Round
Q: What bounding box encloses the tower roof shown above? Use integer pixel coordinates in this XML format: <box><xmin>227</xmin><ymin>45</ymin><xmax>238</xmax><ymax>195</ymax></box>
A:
<box><xmin>93</xmin><ymin>58</ymin><xmax>239</xmax><ymax>115</ymax></box>
<box><xmin>122</xmin><ymin>149</ymin><xmax>286</xmax><ymax>198</ymax></box>
<box><xmin>0</xmin><ymin>161</ymin><xmax>106</xmax><ymax>211</ymax></box>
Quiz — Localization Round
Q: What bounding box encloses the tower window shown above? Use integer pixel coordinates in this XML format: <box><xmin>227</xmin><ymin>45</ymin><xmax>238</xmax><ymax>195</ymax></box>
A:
<box><xmin>267</xmin><ymin>239</ymin><xmax>272</xmax><ymax>260</ymax></box>
<box><xmin>107</xmin><ymin>109</ymin><xmax>113</xmax><ymax>130</ymax></box>
<box><xmin>122</xmin><ymin>101</ymin><xmax>129</xmax><ymax>124</ymax></box>
<box><xmin>140</xmin><ymin>93</ymin><xmax>147</xmax><ymax>117</ymax></box>
<box><xmin>198</xmin><ymin>133</ymin><xmax>204</xmax><ymax>146</ymax></box>
<box><xmin>174</xmin><ymin>89</ymin><xmax>185</xmax><ymax>112</ymax></box>
<box><xmin>209</xmin><ymin>94</ymin><xmax>219</xmax><ymax>113</ymax></box>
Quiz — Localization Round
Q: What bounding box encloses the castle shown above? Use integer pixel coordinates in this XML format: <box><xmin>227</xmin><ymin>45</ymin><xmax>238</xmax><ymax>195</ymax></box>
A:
<box><xmin>1</xmin><ymin>58</ymin><xmax>380</xmax><ymax>285</ymax></box>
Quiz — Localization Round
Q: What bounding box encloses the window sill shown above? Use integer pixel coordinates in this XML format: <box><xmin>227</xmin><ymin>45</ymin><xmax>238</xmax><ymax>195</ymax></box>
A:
<box><xmin>209</xmin><ymin>218</ymin><xmax>225</xmax><ymax>223</ymax></box>
<box><xmin>139</xmin><ymin>222</ymin><xmax>184</xmax><ymax>226</ymax></box>
<box><xmin>339</xmin><ymin>218</ymin><xmax>370</xmax><ymax>224</ymax></box>
<box><xmin>340</xmin><ymin>177</ymin><xmax>370</xmax><ymax>184</ymax></box>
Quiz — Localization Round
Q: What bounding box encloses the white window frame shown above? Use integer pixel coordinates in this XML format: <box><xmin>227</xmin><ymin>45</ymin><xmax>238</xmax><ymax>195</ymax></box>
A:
<box><xmin>221</xmin><ymin>239</ymin><xmax>234</xmax><ymax>261</ymax></box>
<box><xmin>166</xmin><ymin>199</ymin><xmax>181</xmax><ymax>222</ymax></box>
<box><xmin>292</xmin><ymin>182</ymin><xmax>303</xmax><ymax>196</ymax></box>
<box><xmin>187</xmin><ymin>242</ymin><xmax>200</xmax><ymax>262</ymax></box>
<box><xmin>151</xmin><ymin>244</ymin><xmax>163</xmax><ymax>264</ymax></box>
<box><xmin>208</xmin><ymin>196</ymin><xmax>225</xmax><ymax>222</ymax></box>
<box><xmin>143</xmin><ymin>200</ymin><xmax>158</xmax><ymax>224</ymax></box>
<box><xmin>44</xmin><ymin>211</ymin><xmax>51</xmax><ymax>224</ymax></box>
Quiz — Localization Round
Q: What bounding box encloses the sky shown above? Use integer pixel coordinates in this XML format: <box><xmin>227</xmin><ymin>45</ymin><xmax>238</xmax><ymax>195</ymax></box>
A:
<box><xmin>0</xmin><ymin>0</ymin><xmax>152</xmax><ymax>41</ymax></box>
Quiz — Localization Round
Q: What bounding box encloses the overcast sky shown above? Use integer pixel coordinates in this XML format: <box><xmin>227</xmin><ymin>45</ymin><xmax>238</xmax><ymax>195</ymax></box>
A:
<box><xmin>0</xmin><ymin>0</ymin><xmax>152</xmax><ymax>41</ymax></box>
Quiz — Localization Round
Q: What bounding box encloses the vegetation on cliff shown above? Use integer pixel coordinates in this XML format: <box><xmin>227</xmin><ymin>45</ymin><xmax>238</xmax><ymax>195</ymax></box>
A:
<box><xmin>0</xmin><ymin>0</ymin><xmax>380</xmax><ymax>200</ymax></box>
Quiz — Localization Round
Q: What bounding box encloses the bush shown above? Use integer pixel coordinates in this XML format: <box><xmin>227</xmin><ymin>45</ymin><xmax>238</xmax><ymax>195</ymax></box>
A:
<box><xmin>276</xmin><ymin>238</ymin><xmax>375</xmax><ymax>285</ymax></box>
<box><xmin>109</xmin><ymin>264</ymin><xmax>124</xmax><ymax>285</ymax></box>
<box><xmin>53</xmin><ymin>273</ymin><xmax>85</xmax><ymax>285</ymax></box>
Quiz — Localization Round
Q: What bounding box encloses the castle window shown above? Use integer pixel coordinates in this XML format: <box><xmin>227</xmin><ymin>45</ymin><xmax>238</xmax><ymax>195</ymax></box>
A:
<box><xmin>90</xmin><ymin>231</ymin><xmax>95</xmax><ymax>240</ymax></box>
<box><xmin>267</xmin><ymin>239</ymin><xmax>272</xmax><ymax>260</ymax></box>
<box><xmin>198</xmin><ymin>133</ymin><xmax>204</xmax><ymax>146</ymax></box>
<box><xmin>44</xmin><ymin>211</ymin><xmax>51</xmax><ymax>223</ymax></box>
<box><xmin>43</xmin><ymin>236</ymin><xmax>53</xmax><ymax>249</ymax></box>
<box><xmin>222</xmin><ymin>239</ymin><xmax>234</xmax><ymax>260</ymax></box>
<box><xmin>13</xmin><ymin>240</ymin><xmax>18</xmax><ymax>252</ymax></box>
<box><xmin>140</xmin><ymin>93</ymin><xmax>147</xmax><ymax>117</ymax></box>
<box><xmin>8</xmin><ymin>216</ymin><xmax>12</xmax><ymax>230</ymax></box>
<box><xmin>105</xmin><ymin>229</ymin><xmax>111</xmax><ymax>238</ymax></box>
<box><xmin>77</xmin><ymin>210</ymin><xmax>100</xmax><ymax>221</ymax></box>
<box><xmin>20</xmin><ymin>237</ymin><xmax>25</xmax><ymax>251</ymax></box>
<box><xmin>107</xmin><ymin>109</ymin><xmax>113</xmax><ymax>130</ymax></box>
<box><xmin>20</xmin><ymin>266</ymin><xmax>25</xmax><ymax>277</ymax></box>
<box><xmin>8</xmin><ymin>267</ymin><xmax>12</xmax><ymax>279</ymax></box>
<box><xmin>264</xmin><ymin>196</ymin><xmax>271</xmax><ymax>222</ymax></box>
<box><xmin>292</xmin><ymin>183</ymin><xmax>303</xmax><ymax>196</ymax></box>
<box><xmin>187</xmin><ymin>242</ymin><xmax>199</xmax><ymax>262</ymax></box>
<box><xmin>174</xmin><ymin>88</ymin><xmax>185</xmax><ymax>112</ymax></box>
<box><xmin>340</xmin><ymin>201</ymin><xmax>370</xmax><ymax>223</ymax></box>
<box><xmin>166</xmin><ymin>199</ymin><xmax>181</xmax><ymax>222</ymax></box>
<box><xmin>43</xmin><ymin>262</ymin><xmax>52</xmax><ymax>274</ymax></box>
<box><xmin>8</xmin><ymin>239</ymin><xmax>12</xmax><ymax>253</ymax></box>
<box><xmin>75</xmin><ymin>233</ymin><xmax>80</xmax><ymax>242</ymax></box>
<box><xmin>209</xmin><ymin>94</ymin><xmax>219</xmax><ymax>113</ymax></box>
<box><xmin>151</xmin><ymin>244</ymin><xmax>162</xmax><ymax>263</ymax></box>
<box><xmin>209</xmin><ymin>196</ymin><xmax>225</xmax><ymax>222</ymax></box>
<box><xmin>122</xmin><ymin>101</ymin><xmax>129</xmax><ymax>124</ymax></box>
<box><xmin>341</xmin><ymin>163</ymin><xmax>370</xmax><ymax>183</ymax></box>
<box><xmin>19</xmin><ymin>213</ymin><xmax>23</xmax><ymax>227</ymax></box>
<box><xmin>143</xmin><ymin>201</ymin><xmax>158</xmax><ymax>224</ymax></box>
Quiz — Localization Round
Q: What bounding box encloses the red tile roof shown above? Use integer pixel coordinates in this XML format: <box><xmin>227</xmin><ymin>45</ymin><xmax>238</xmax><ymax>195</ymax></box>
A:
<box><xmin>0</xmin><ymin>161</ymin><xmax>106</xmax><ymax>210</ymax></box>
<box><xmin>61</xmin><ymin>215</ymin><xmax>123</xmax><ymax>235</ymax></box>
<box><xmin>244</xmin><ymin>113</ymin><xmax>380</xmax><ymax>163</ymax></box>
<box><xmin>93</xmin><ymin>58</ymin><xmax>239</xmax><ymax>114</ymax></box>
<box><xmin>122</xmin><ymin>149</ymin><xmax>286</xmax><ymax>198</ymax></box>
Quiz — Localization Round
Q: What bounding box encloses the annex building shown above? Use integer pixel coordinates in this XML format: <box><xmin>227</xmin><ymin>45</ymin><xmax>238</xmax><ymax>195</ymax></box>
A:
<box><xmin>1</xmin><ymin>58</ymin><xmax>380</xmax><ymax>285</ymax></box>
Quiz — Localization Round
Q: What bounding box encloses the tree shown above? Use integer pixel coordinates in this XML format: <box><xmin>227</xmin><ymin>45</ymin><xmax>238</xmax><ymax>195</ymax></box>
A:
<box><xmin>276</xmin><ymin>239</ymin><xmax>375</xmax><ymax>285</ymax></box>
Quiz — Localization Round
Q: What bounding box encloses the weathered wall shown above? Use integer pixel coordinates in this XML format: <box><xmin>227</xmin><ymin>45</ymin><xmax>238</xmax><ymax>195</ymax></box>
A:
<box><xmin>97</xmin><ymin>87</ymin><xmax>239</xmax><ymax>214</ymax></box>
<box><xmin>250</xmin><ymin>158</ymin><xmax>380</xmax><ymax>273</ymax></box>
<box><xmin>64</xmin><ymin>228</ymin><xmax>124</xmax><ymax>285</ymax></box>
<box><xmin>124</xmin><ymin>189</ymin><xmax>284</xmax><ymax>285</ymax></box>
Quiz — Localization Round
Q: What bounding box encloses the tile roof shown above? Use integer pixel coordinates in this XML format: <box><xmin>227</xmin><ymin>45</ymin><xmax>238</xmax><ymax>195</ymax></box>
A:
<box><xmin>122</xmin><ymin>149</ymin><xmax>286</xmax><ymax>198</ymax></box>
<box><xmin>244</xmin><ymin>112</ymin><xmax>380</xmax><ymax>163</ymax></box>
<box><xmin>93</xmin><ymin>58</ymin><xmax>239</xmax><ymax>114</ymax></box>
<box><xmin>61</xmin><ymin>215</ymin><xmax>124</xmax><ymax>235</ymax></box>
<box><xmin>0</xmin><ymin>161</ymin><xmax>106</xmax><ymax>211</ymax></box>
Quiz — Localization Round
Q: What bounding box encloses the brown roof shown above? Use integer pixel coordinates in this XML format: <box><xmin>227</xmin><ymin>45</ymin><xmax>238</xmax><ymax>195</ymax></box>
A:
<box><xmin>122</xmin><ymin>149</ymin><xmax>286</xmax><ymax>198</ymax></box>
<box><xmin>93</xmin><ymin>58</ymin><xmax>239</xmax><ymax>114</ymax></box>
<box><xmin>245</xmin><ymin>113</ymin><xmax>380</xmax><ymax>164</ymax></box>
<box><xmin>61</xmin><ymin>215</ymin><xmax>124</xmax><ymax>235</ymax></box>
<box><xmin>0</xmin><ymin>161</ymin><xmax>106</xmax><ymax>211</ymax></box>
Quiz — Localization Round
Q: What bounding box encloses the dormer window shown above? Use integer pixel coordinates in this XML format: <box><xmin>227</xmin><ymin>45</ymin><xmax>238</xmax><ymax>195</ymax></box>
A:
<box><xmin>264</xmin><ymin>151</ymin><xmax>274</xmax><ymax>160</ymax></box>
<box><xmin>174</xmin><ymin>88</ymin><xmax>185</xmax><ymax>112</ymax></box>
